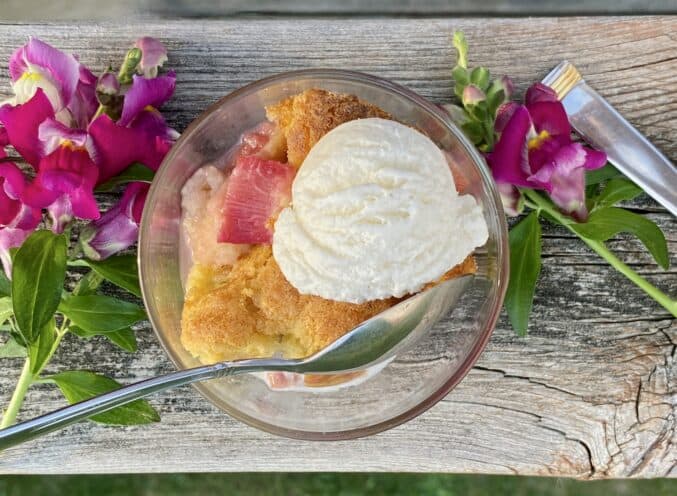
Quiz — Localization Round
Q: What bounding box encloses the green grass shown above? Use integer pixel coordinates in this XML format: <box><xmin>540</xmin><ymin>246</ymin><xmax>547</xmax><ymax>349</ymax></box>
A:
<box><xmin>1</xmin><ymin>474</ymin><xmax>676</xmax><ymax>496</ymax></box>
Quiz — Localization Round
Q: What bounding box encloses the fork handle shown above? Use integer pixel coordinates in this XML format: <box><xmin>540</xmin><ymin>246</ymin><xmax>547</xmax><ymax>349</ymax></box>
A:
<box><xmin>561</xmin><ymin>82</ymin><xmax>677</xmax><ymax>217</ymax></box>
<box><xmin>0</xmin><ymin>358</ymin><xmax>289</xmax><ymax>451</ymax></box>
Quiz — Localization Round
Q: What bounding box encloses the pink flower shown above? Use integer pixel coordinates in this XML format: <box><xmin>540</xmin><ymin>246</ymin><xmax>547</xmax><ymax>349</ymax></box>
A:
<box><xmin>96</xmin><ymin>72</ymin><xmax>120</xmax><ymax>97</ymax></box>
<box><xmin>0</xmin><ymin>88</ymin><xmax>54</xmax><ymax>166</ymax></box>
<box><xmin>134</xmin><ymin>37</ymin><xmax>168</xmax><ymax>78</ymax></box>
<box><xmin>118</xmin><ymin>72</ymin><xmax>176</xmax><ymax>127</ymax></box>
<box><xmin>22</xmin><ymin>144</ymin><xmax>100</xmax><ymax>221</ymax></box>
<box><xmin>487</xmin><ymin>83</ymin><xmax>606</xmax><ymax>220</ymax></box>
<box><xmin>0</xmin><ymin>155</ymin><xmax>41</xmax><ymax>277</ymax></box>
<box><xmin>88</xmin><ymin>114</ymin><xmax>172</xmax><ymax>183</ymax></box>
<box><xmin>0</xmin><ymin>36</ymin><xmax>176</xmax><ymax>261</ymax></box>
<box><xmin>80</xmin><ymin>182</ymin><xmax>148</xmax><ymax>260</ymax></box>
<box><xmin>8</xmin><ymin>37</ymin><xmax>97</xmax><ymax>126</ymax></box>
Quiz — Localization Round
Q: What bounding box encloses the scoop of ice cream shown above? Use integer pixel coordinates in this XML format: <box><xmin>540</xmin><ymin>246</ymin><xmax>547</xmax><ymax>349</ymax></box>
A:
<box><xmin>272</xmin><ymin>118</ymin><xmax>488</xmax><ymax>303</ymax></box>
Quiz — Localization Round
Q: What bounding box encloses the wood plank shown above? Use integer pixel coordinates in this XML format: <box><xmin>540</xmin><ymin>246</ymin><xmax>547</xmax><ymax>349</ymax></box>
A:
<box><xmin>0</xmin><ymin>17</ymin><xmax>675</xmax><ymax>478</ymax></box>
<box><xmin>2</xmin><ymin>0</ymin><xmax>676</xmax><ymax>20</ymax></box>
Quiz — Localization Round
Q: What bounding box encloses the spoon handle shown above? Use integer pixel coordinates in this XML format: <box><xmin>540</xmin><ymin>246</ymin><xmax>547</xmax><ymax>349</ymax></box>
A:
<box><xmin>0</xmin><ymin>358</ymin><xmax>288</xmax><ymax>451</ymax></box>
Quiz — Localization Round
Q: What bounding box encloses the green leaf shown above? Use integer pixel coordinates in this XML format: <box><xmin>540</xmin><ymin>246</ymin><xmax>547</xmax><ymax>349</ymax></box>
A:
<box><xmin>0</xmin><ymin>296</ymin><xmax>13</xmax><ymax>326</ymax></box>
<box><xmin>585</xmin><ymin>163</ymin><xmax>623</xmax><ymax>185</ymax></box>
<box><xmin>59</xmin><ymin>295</ymin><xmax>146</xmax><ymax>333</ymax></box>
<box><xmin>485</xmin><ymin>79</ymin><xmax>503</xmax><ymax>99</ymax></box>
<box><xmin>83</xmin><ymin>255</ymin><xmax>141</xmax><ymax>297</ymax></box>
<box><xmin>71</xmin><ymin>325</ymin><xmax>138</xmax><ymax>353</ymax></box>
<box><xmin>451</xmin><ymin>66</ymin><xmax>469</xmax><ymax>86</ymax></box>
<box><xmin>0</xmin><ymin>335</ymin><xmax>27</xmax><ymax>358</ymax></box>
<box><xmin>593</xmin><ymin>178</ymin><xmax>643</xmax><ymax>208</ymax></box>
<box><xmin>466</xmin><ymin>102</ymin><xmax>488</xmax><ymax>122</ymax></box>
<box><xmin>48</xmin><ymin>371</ymin><xmax>160</xmax><ymax>425</ymax></box>
<box><xmin>0</xmin><ymin>270</ymin><xmax>10</xmax><ymax>297</ymax></box>
<box><xmin>461</xmin><ymin>121</ymin><xmax>484</xmax><ymax>145</ymax></box>
<box><xmin>95</xmin><ymin>163</ymin><xmax>155</xmax><ymax>192</ymax></box>
<box><xmin>73</xmin><ymin>270</ymin><xmax>105</xmax><ymax>296</ymax></box>
<box><xmin>28</xmin><ymin>318</ymin><xmax>56</xmax><ymax>374</ymax></box>
<box><xmin>452</xmin><ymin>66</ymin><xmax>469</xmax><ymax>99</ymax></box>
<box><xmin>105</xmin><ymin>327</ymin><xmax>138</xmax><ymax>353</ymax></box>
<box><xmin>486</xmin><ymin>88</ymin><xmax>505</xmax><ymax>116</ymax></box>
<box><xmin>452</xmin><ymin>31</ymin><xmax>468</xmax><ymax>69</ymax></box>
<box><xmin>12</xmin><ymin>230</ymin><xmax>67</xmax><ymax>344</ymax></box>
<box><xmin>469</xmin><ymin>67</ymin><xmax>490</xmax><ymax>91</ymax></box>
<box><xmin>504</xmin><ymin>211</ymin><xmax>542</xmax><ymax>335</ymax></box>
<box><xmin>571</xmin><ymin>207</ymin><xmax>669</xmax><ymax>269</ymax></box>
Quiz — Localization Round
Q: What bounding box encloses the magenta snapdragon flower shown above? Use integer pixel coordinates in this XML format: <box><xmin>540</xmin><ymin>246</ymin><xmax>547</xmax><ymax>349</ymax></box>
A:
<box><xmin>0</xmin><ymin>37</ymin><xmax>176</xmax><ymax>273</ymax></box>
<box><xmin>487</xmin><ymin>83</ymin><xmax>607</xmax><ymax>220</ymax></box>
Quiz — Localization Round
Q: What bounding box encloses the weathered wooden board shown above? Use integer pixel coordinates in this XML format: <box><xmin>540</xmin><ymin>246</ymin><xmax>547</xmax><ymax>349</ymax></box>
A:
<box><xmin>2</xmin><ymin>0</ymin><xmax>677</xmax><ymax>21</ymax></box>
<box><xmin>0</xmin><ymin>17</ymin><xmax>675</xmax><ymax>478</ymax></box>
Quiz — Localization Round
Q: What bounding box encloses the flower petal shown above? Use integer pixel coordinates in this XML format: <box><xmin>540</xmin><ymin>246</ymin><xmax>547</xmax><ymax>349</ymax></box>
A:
<box><xmin>8</xmin><ymin>45</ymin><xmax>28</xmax><ymax>81</ymax></box>
<box><xmin>0</xmin><ymin>159</ymin><xmax>27</xmax><ymax>199</ymax></box>
<box><xmin>494</xmin><ymin>102</ymin><xmax>520</xmax><ymax>135</ymax></box>
<box><xmin>80</xmin><ymin>182</ymin><xmax>147</xmax><ymax>260</ymax></box>
<box><xmin>529</xmin><ymin>142</ymin><xmax>587</xmax><ymax>186</ymax></box>
<box><xmin>0</xmin><ymin>88</ymin><xmax>53</xmax><ymax>166</ymax></box>
<box><xmin>38</xmin><ymin>117</ymin><xmax>89</xmax><ymax>156</ymax></box>
<box><xmin>528</xmin><ymin>143</ymin><xmax>590</xmax><ymax>220</ymax></box>
<box><xmin>500</xmin><ymin>75</ymin><xmax>515</xmax><ymax>100</ymax></box>
<box><xmin>129</xmin><ymin>183</ymin><xmax>149</xmax><ymax>223</ymax></box>
<box><xmin>486</xmin><ymin>105</ymin><xmax>533</xmax><ymax>187</ymax></box>
<box><xmin>497</xmin><ymin>182</ymin><xmax>524</xmax><ymax>217</ymax></box>
<box><xmin>129</xmin><ymin>107</ymin><xmax>180</xmax><ymax>142</ymax></box>
<box><xmin>96</xmin><ymin>72</ymin><xmax>120</xmax><ymax>96</ymax></box>
<box><xmin>118</xmin><ymin>72</ymin><xmax>176</xmax><ymax>127</ymax></box>
<box><xmin>23</xmin><ymin>145</ymin><xmax>99</xmax><ymax>220</ymax></box>
<box><xmin>0</xmin><ymin>184</ymin><xmax>20</xmax><ymax>226</ymax></box>
<box><xmin>47</xmin><ymin>195</ymin><xmax>73</xmax><ymax>233</ymax></box>
<box><xmin>528</xmin><ymin>134</ymin><xmax>568</xmax><ymax>176</ymax></box>
<box><xmin>527</xmin><ymin>101</ymin><xmax>571</xmax><ymax>138</ymax></box>
<box><xmin>20</xmin><ymin>37</ymin><xmax>80</xmax><ymax>107</ymax></box>
<box><xmin>0</xmin><ymin>227</ymin><xmax>34</xmax><ymax>278</ymax></box>
<box><xmin>525</xmin><ymin>82</ymin><xmax>559</xmax><ymax>105</ymax></box>
<box><xmin>134</xmin><ymin>37</ymin><xmax>168</xmax><ymax>78</ymax></box>
<box><xmin>89</xmin><ymin>114</ymin><xmax>172</xmax><ymax>182</ymax></box>
<box><xmin>68</xmin><ymin>65</ymin><xmax>98</xmax><ymax>128</ymax></box>
<box><xmin>582</xmin><ymin>147</ymin><xmax>607</xmax><ymax>170</ymax></box>
<box><xmin>0</xmin><ymin>158</ymin><xmax>42</xmax><ymax>230</ymax></box>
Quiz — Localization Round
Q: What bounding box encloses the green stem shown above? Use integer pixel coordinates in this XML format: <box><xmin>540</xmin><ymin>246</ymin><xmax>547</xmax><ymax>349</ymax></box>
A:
<box><xmin>92</xmin><ymin>104</ymin><xmax>106</xmax><ymax>121</ymax></box>
<box><xmin>0</xmin><ymin>359</ymin><xmax>33</xmax><ymax>428</ymax></box>
<box><xmin>0</xmin><ymin>319</ymin><xmax>71</xmax><ymax>428</ymax></box>
<box><xmin>523</xmin><ymin>190</ymin><xmax>677</xmax><ymax>317</ymax></box>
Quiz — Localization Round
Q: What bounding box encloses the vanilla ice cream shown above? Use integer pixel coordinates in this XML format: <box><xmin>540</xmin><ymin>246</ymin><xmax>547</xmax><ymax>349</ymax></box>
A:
<box><xmin>272</xmin><ymin>118</ymin><xmax>488</xmax><ymax>303</ymax></box>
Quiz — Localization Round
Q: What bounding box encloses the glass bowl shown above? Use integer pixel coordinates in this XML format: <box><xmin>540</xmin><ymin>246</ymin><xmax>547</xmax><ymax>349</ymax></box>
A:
<box><xmin>138</xmin><ymin>69</ymin><xmax>509</xmax><ymax>440</ymax></box>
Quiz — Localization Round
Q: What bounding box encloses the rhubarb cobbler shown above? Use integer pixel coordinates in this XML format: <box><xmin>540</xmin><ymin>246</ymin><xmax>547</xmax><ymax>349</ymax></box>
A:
<box><xmin>179</xmin><ymin>89</ymin><xmax>488</xmax><ymax>378</ymax></box>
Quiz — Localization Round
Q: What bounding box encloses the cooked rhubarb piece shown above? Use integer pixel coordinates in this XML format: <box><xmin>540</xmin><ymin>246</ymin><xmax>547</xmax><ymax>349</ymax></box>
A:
<box><xmin>218</xmin><ymin>155</ymin><xmax>295</xmax><ymax>244</ymax></box>
<box><xmin>236</xmin><ymin>122</ymin><xmax>287</xmax><ymax>162</ymax></box>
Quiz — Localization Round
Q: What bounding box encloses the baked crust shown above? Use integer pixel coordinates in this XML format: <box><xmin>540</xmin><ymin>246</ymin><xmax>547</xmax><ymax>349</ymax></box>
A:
<box><xmin>181</xmin><ymin>245</ymin><xmax>476</xmax><ymax>363</ymax></box>
<box><xmin>266</xmin><ymin>88</ymin><xmax>390</xmax><ymax>168</ymax></box>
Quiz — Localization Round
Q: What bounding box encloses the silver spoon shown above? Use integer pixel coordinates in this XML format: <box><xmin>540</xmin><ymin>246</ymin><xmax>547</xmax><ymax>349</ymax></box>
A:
<box><xmin>0</xmin><ymin>275</ymin><xmax>471</xmax><ymax>450</ymax></box>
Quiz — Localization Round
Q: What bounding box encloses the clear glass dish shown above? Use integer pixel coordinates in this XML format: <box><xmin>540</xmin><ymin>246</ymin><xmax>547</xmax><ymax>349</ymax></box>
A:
<box><xmin>138</xmin><ymin>69</ymin><xmax>509</xmax><ymax>440</ymax></box>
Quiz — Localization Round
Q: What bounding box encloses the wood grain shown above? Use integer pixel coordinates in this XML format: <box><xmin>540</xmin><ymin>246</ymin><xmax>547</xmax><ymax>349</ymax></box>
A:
<box><xmin>2</xmin><ymin>0</ymin><xmax>676</xmax><ymax>21</ymax></box>
<box><xmin>0</xmin><ymin>17</ymin><xmax>675</xmax><ymax>478</ymax></box>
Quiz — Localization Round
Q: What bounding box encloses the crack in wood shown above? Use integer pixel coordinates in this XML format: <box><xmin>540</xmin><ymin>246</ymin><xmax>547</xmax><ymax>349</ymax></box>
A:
<box><xmin>472</xmin><ymin>365</ymin><xmax>581</xmax><ymax>398</ymax></box>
